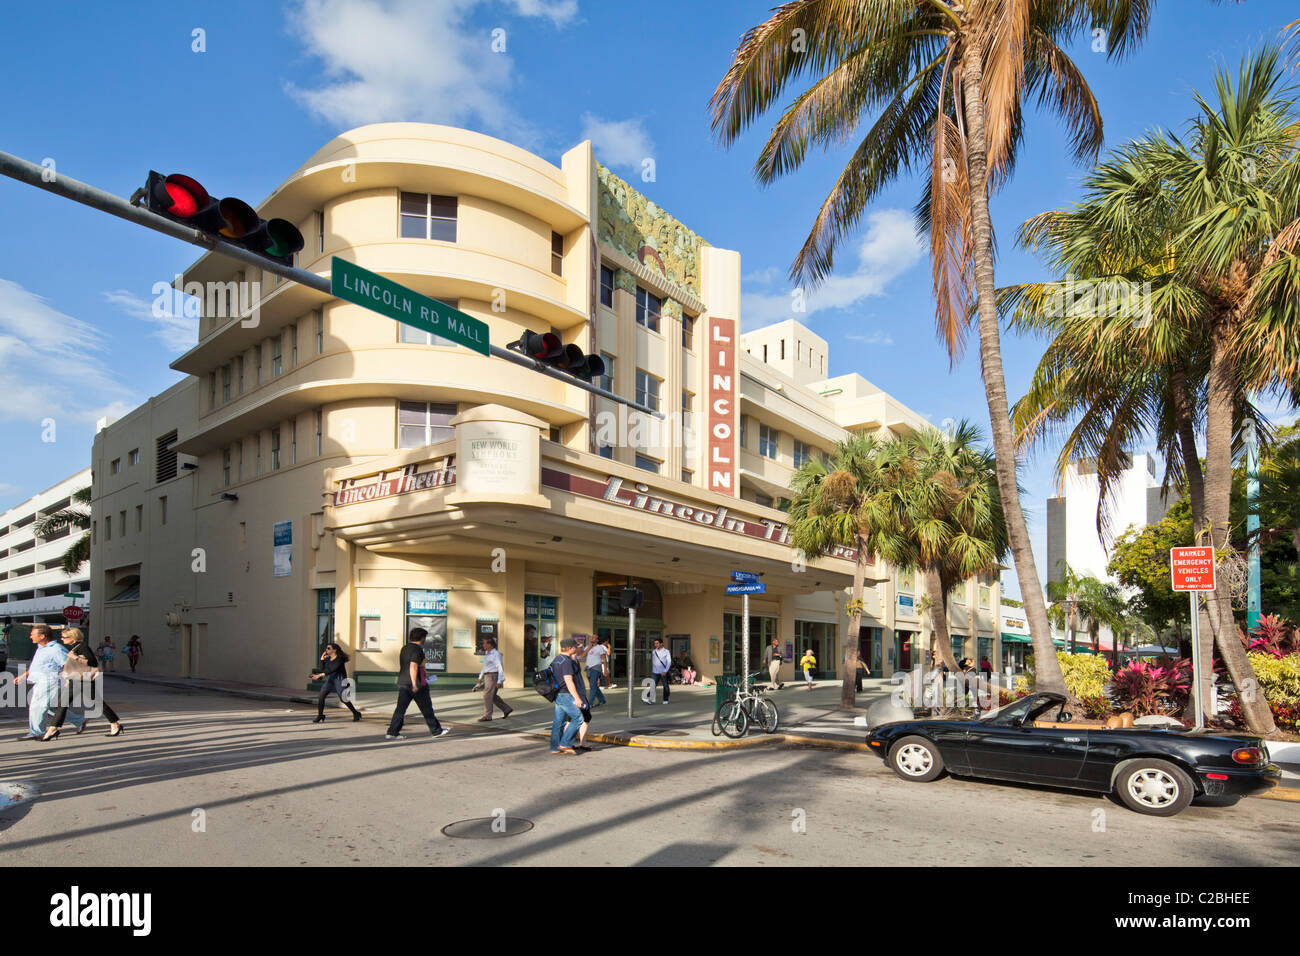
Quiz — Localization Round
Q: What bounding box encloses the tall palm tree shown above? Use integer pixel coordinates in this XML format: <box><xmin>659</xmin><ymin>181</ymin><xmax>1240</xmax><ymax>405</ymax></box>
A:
<box><xmin>33</xmin><ymin>486</ymin><xmax>92</xmax><ymax>576</ymax></box>
<box><xmin>874</xmin><ymin>421</ymin><xmax>1009</xmax><ymax>672</ymax></box>
<box><xmin>710</xmin><ymin>0</ymin><xmax>1162</xmax><ymax>698</ymax></box>
<box><xmin>788</xmin><ymin>432</ymin><xmax>892</xmax><ymax>707</ymax></box>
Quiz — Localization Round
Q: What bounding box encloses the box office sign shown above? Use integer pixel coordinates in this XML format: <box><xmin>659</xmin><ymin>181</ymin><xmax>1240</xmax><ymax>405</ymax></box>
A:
<box><xmin>707</xmin><ymin>317</ymin><xmax>737</xmax><ymax>496</ymax></box>
<box><xmin>333</xmin><ymin>459</ymin><xmax>455</xmax><ymax>506</ymax></box>
<box><xmin>405</xmin><ymin>589</ymin><xmax>448</xmax><ymax>672</ymax></box>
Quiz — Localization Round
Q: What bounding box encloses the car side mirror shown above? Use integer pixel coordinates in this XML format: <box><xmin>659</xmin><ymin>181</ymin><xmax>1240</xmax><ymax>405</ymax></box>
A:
<box><xmin>1058</xmin><ymin>710</ymin><xmax>1073</xmax><ymax>723</ymax></box>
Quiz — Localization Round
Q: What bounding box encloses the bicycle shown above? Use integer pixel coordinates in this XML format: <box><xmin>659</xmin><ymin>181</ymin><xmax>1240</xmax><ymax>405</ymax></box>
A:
<box><xmin>712</xmin><ymin>672</ymin><xmax>780</xmax><ymax>738</ymax></box>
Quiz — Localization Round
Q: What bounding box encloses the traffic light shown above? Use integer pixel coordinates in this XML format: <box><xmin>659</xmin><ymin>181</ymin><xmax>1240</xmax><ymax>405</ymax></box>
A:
<box><xmin>141</xmin><ymin>171</ymin><xmax>304</xmax><ymax>264</ymax></box>
<box><xmin>619</xmin><ymin>587</ymin><xmax>643</xmax><ymax>610</ymax></box>
<box><xmin>510</xmin><ymin>331</ymin><xmax>605</xmax><ymax>382</ymax></box>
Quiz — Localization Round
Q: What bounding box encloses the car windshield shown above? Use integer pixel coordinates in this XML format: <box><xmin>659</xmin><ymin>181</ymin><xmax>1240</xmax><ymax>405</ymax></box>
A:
<box><xmin>977</xmin><ymin>695</ymin><xmax>1055</xmax><ymax>724</ymax></box>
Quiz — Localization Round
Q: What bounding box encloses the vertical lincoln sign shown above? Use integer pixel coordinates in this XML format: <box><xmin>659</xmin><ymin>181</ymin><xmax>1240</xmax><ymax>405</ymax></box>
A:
<box><xmin>708</xmin><ymin>317</ymin><xmax>738</xmax><ymax>495</ymax></box>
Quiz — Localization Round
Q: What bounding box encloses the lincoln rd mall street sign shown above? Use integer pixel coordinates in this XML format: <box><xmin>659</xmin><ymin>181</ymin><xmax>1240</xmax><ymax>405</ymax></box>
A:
<box><xmin>1170</xmin><ymin>546</ymin><xmax>1217</xmax><ymax>592</ymax></box>
<box><xmin>331</xmin><ymin>257</ymin><xmax>489</xmax><ymax>355</ymax></box>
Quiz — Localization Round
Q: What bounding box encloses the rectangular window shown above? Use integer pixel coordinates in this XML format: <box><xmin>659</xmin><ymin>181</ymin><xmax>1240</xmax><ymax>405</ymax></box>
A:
<box><xmin>399</xmin><ymin>401</ymin><xmax>457</xmax><ymax>449</ymax></box>
<box><xmin>105</xmin><ymin>515</ymin><xmax>111</xmax><ymax>540</ymax></box>
<box><xmin>551</xmin><ymin>231</ymin><xmax>563</xmax><ymax>276</ymax></box>
<box><xmin>598</xmin><ymin>353</ymin><xmax>615</xmax><ymax>393</ymax></box>
<box><xmin>291</xmin><ymin>324</ymin><xmax>298</xmax><ymax>367</ymax></box>
<box><xmin>398</xmin><ymin>299</ymin><xmax>459</xmax><ymax>346</ymax></box>
<box><xmin>598</xmin><ymin>444</ymin><xmax>614</xmax><ymax>459</ymax></box>
<box><xmin>600</xmin><ymin>266</ymin><xmax>614</xmax><ymax>307</ymax></box>
<box><xmin>110</xmin><ymin>458</ymin><xmax>121</xmax><ymax>475</ymax></box>
<box><xmin>236</xmin><ymin>355</ymin><xmax>244</xmax><ymax>394</ymax></box>
<box><xmin>793</xmin><ymin>439</ymin><xmax>811</xmax><ymax>469</ymax></box>
<box><xmin>255</xmin><ymin>435</ymin><xmax>263</xmax><ymax>475</ymax></box>
<box><xmin>272</xmin><ymin>336</ymin><xmax>282</xmax><ymax>376</ymax></box>
<box><xmin>271</xmin><ymin>428</ymin><xmax>281</xmax><ymax>471</ymax></box>
<box><xmin>979</xmin><ymin>585</ymin><xmax>991</xmax><ymax>610</ymax></box>
<box><xmin>159</xmin><ymin>496</ymin><xmax>167</xmax><ymax>526</ymax></box>
<box><xmin>759</xmin><ymin>424</ymin><xmax>779</xmax><ymax>459</ymax></box>
<box><xmin>135</xmin><ymin>504</ymin><xmax>143</xmax><ymax>533</ymax></box>
<box><xmin>238</xmin><ymin>441</ymin><xmax>244</xmax><ymax>481</ymax></box>
<box><xmin>635</xmin><ymin>454</ymin><xmax>661</xmax><ymax>474</ymax></box>
<box><xmin>129</xmin><ymin>448</ymin><xmax>140</xmax><ymax>467</ymax></box>
<box><xmin>119</xmin><ymin>510</ymin><xmax>126</xmax><ymax>536</ymax></box>
<box><xmin>681</xmin><ymin>468</ymin><xmax>693</xmax><ymax>483</ymax></box>
<box><xmin>316</xmin><ymin>209</ymin><xmax>325</xmax><ymax>253</ymax></box>
<box><xmin>222</xmin><ymin>447</ymin><xmax>231</xmax><ymax>487</ymax></box>
<box><xmin>315</xmin><ymin>311</ymin><xmax>323</xmax><ymax>354</ymax></box>
<box><xmin>222</xmin><ymin>363</ymin><xmax>232</xmax><ymax>402</ymax></box>
<box><xmin>315</xmin><ymin>409</ymin><xmax>323</xmax><ymax>456</ymax></box>
<box><xmin>739</xmin><ymin>414</ymin><xmax>747</xmax><ymax>449</ymax></box>
<box><xmin>682</xmin><ymin>314</ymin><xmax>695</xmax><ymax>350</ymax></box>
<box><xmin>291</xmin><ymin>420</ymin><xmax>297</xmax><ymax>465</ymax></box>
<box><xmin>209</xmin><ymin>372</ymin><xmax>216</xmax><ymax>409</ymax></box>
<box><xmin>635</xmin><ymin>287</ymin><xmax>661</xmax><ymax>332</ymax></box>
<box><xmin>400</xmin><ymin>192</ymin><xmax>457</xmax><ymax>242</ymax></box>
<box><xmin>635</xmin><ymin>370</ymin><xmax>661</xmax><ymax>412</ymax></box>
<box><xmin>255</xmin><ymin>344</ymin><xmax>263</xmax><ymax>385</ymax></box>
<box><xmin>681</xmin><ymin>390</ymin><xmax>693</xmax><ymax>434</ymax></box>
<box><xmin>316</xmin><ymin>588</ymin><xmax>336</xmax><ymax>656</ymax></box>
<box><xmin>754</xmin><ymin>493</ymin><xmax>774</xmax><ymax>508</ymax></box>
<box><xmin>156</xmin><ymin>431</ymin><xmax>179</xmax><ymax>482</ymax></box>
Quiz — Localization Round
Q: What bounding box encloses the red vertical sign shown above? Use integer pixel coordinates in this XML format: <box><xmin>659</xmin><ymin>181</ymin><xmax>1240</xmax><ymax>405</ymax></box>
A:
<box><xmin>707</xmin><ymin>317</ymin><xmax>737</xmax><ymax>496</ymax></box>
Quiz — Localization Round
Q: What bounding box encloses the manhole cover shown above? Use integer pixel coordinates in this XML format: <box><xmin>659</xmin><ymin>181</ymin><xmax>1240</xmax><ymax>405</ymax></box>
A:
<box><xmin>441</xmin><ymin>817</ymin><xmax>534</xmax><ymax>839</ymax></box>
<box><xmin>635</xmin><ymin>728</ymin><xmax>690</xmax><ymax>737</ymax></box>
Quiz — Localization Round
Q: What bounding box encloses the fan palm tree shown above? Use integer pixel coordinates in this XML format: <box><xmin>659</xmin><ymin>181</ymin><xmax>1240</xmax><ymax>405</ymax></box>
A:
<box><xmin>788</xmin><ymin>432</ymin><xmax>892</xmax><ymax>707</ymax></box>
<box><xmin>874</xmin><ymin>421</ymin><xmax>1009</xmax><ymax>672</ymax></box>
<box><xmin>33</xmin><ymin>486</ymin><xmax>92</xmax><ymax>575</ymax></box>
<box><xmin>710</xmin><ymin>0</ymin><xmax>1164</xmax><ymax>697</ymax></box>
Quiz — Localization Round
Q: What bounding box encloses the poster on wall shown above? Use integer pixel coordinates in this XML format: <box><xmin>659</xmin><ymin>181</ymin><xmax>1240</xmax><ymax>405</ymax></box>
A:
<box><xmin>708</xmin><ymin>637</ymin><xmax>720</xmax><ymax>664</ymax></box>
<box><xmin>405</xmin><ymin>589</ymin><xmax>448</xmax><ymax>672</ymax></box>
<box><xmin>272</xmin><ymin>520</ymin><xmax>293</xmax><ymax>577</ymax></box>
<box><xmin>475</xmin><ymin>620</ymin><xmax>499</xmax><ymax>655</ymax></box>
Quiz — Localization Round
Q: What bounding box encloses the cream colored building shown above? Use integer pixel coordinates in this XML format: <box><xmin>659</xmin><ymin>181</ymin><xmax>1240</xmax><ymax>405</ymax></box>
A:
<box><xmin>90</xmin><ymin>123</ymin><xmax>1001</xmax><ymax>691</ymax></box>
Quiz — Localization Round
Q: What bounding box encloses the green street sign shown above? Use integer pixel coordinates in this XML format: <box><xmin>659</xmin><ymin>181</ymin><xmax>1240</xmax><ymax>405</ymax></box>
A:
<box><xmin>331</xmin><ymin>257</ymin><xmax>489</xmax><ymax>355</ymax></box>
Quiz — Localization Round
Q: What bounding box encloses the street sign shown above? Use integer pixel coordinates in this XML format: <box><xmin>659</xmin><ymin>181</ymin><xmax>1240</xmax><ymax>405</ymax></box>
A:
<box><xmin>1170</xmin><ymin>546</ymin><xmax>1216</xmax><ymax>592</ymax></box>
<box><xmin>730</xmin><ymin>570</ymin><xmax>760</xmax><ymax>584</ymax></box>
<box><xmin>62</xmin><ymin>605</ymin><xmax>84</xmax><ymax>623</ymax></box>
<box><xmin>725</xmin><ymin>582</ymin><xmax>766</xmax><ymax>595</ymax></box>
<box><xmin>331</xmin><ymin>257</ymin><xmax>489</xmax><ymax>355</ymax></box>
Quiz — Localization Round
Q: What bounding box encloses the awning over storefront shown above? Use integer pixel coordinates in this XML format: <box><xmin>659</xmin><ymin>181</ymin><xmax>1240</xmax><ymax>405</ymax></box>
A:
<box><xmin>1000</xmin><ymin>632</ymin><xmax>1031</xmax><ymax>643</ymax></box>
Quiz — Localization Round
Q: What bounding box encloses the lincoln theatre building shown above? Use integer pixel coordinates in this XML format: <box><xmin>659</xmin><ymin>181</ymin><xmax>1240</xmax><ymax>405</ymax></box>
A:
<box><xmin>90</xmin><ymin>124</ymin><xmax>1002</xmax><ymax>691</ymax></box>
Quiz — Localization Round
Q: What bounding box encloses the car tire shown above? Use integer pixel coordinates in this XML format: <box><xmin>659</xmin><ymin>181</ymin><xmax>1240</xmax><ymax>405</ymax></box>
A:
<box><xmin>888</xmin><ymin>735</ymin><xmax>945</xmax><ymax>783</ymax></box>
<box><xmin>1114</xmin><ymin>759</ymin><xmax>1194</xmax><ymax>817</ymax></box>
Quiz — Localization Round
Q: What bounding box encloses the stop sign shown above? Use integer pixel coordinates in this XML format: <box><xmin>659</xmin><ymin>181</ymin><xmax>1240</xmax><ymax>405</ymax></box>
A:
<box><xmin>62</xmin><ymin>605</ymin><xmax>84</xmax><ymax>623</ymax></box>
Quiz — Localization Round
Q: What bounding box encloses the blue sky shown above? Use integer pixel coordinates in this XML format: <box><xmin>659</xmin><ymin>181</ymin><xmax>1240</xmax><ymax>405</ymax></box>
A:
<box><xmin>0</xmin><ymin>0</ymin><xmax>1295</xmax><ymax>598</ymax></box>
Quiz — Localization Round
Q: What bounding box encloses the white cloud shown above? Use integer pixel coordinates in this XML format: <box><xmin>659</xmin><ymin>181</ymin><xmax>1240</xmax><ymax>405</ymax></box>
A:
<box><xmin>103</xmin><ymin>289</ymin><xmax>199</xmax><ymax>353</ymax></box>
<box><xmin>846</xmin><ymin>331</ymin><xmax>894</xmax><ymax>346</ymax></box>
<box><xmin>578</xmin><ymin>112</ymin><xmax>654</xmax><ymax>171</ymax></box>
<box><xmin>284</xmin><ymin>0</ymin><xmax>575</xmax><ymax>142</ymax></box>
<box><xmin>0</xmin><ymin>483</ymin><xmax>23</xmax><ymax>498</ymax></box>
<box><xmin>0</xmin><ymin>279</ymin><xmax>138</xmax><ymax>426</ymax></box>
<box><xmin>741</xmin><ymin>208</ymin><xmax>924</xmax><ymax>330</ymax></box>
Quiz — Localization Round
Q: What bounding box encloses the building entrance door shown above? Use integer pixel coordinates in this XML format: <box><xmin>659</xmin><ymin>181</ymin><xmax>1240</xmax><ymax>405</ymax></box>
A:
<box><xmin>593</xmin><ymin>574</ymin><xmax>663</xmax><ymax>683</ymax></box>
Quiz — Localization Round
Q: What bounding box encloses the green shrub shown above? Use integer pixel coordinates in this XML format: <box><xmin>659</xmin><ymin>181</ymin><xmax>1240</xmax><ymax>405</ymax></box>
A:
<box><xmin>1058</xmin><ymin>652</ymin><xmax>1113</xmax><ymax>700</ymax></box>
<box><xmin>1247</xmin><ymin>652</ymin><xmax>1300</xmax><ymax>706</ymax></box>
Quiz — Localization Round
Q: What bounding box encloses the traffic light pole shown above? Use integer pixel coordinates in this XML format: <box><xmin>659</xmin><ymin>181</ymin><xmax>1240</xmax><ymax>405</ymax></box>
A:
<box><xmin>0</xmin><ymin>149</ymin><xmax>662</xmax><ymax>418</ymax></box>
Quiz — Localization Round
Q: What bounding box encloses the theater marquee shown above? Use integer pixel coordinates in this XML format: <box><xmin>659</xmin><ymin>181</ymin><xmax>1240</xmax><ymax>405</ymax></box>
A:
<box><xmin>707</xmin><ymin>316</ymin><xmax>737</xmax><ymax>496</ymax></box>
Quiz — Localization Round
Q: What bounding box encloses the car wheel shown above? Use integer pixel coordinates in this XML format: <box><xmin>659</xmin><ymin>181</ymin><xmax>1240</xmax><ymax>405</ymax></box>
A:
<box><xmin>1115</xmin><ymin>759</ymin><xmax>1194</xmax><ymax>817</ymax></box>
<box><xmin>889</xmin><ymin>735</ymin><xmax>945</xmax><ymax>783</ymax></box>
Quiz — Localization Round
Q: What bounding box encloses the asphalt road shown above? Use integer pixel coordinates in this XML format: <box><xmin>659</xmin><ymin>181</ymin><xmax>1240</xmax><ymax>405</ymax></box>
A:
<box><xmin>1</xmin><ymin>679</ymin><xmax>1296</xmax><ymax>866</ymax></box>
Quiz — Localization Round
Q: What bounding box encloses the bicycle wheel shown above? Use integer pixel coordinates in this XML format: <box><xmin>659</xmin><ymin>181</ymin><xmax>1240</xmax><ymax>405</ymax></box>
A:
<box><xmin>717</xmin><ymin>699</ymin><xmax>748</xmax><ymax>739</ymax></box>
<box><xmin>711</xmin><ymin>708</ymin><xmax>723</xmax><ymax>737</ymax></box>
<box><xmin>755</xmin><ymin>697</ymin><xmax>780</xmax><ymax>734</ymax></box>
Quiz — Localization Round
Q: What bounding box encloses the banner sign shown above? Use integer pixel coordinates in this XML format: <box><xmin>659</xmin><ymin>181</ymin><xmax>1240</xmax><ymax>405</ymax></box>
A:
<box><xmin>272</xmin><ymin>520</ymin><xmax>293</xmax><ymax>578</ymax></box>
<box><xmin>706</xmin><ymin>317</ymin><xmax>737</xmax><ymax>496</ymax></box>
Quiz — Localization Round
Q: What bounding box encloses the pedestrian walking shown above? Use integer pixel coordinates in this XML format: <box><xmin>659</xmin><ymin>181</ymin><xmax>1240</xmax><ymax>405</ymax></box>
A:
<box><xmin>764</xmin><ymin>637</ymin><xmax>784</xmax><ymax>691</ymax></box>
<box><xmin>603</xmin><ymin>638</ymin><xmax>615</xmax><ymax>689</ymax></box>
<box><xmin>97</xmin><ymin>636</ymin><xmax>116</xmax><ymax>672</ymax></box>
<box><xmin>473</xmin><ymin>637</ymin><xmax>513</xmax><ymax>721</ymax></box>
<box><xmin>650</xmin><ymin>637</ymin><xmax>672</xmax><ymax>704</ymax></box>
<box><xmin>11</xmin><ymin>625</ymin><xmax>71</xmax><ymax>740</ymax></box>
<box><xmin>309</xmin><ymin>643</ymin><xmax>362</xmax><ymax>723</ymax></box>
<box><xmin>799</xmin><ymin>647</ymin><xmax>817</xmax><ymax>690</ymax></box>
<box><xmin>385</xmin><ymin>628</ymin><xmax>450</xmax><ymax>740</ymax></box>
<box><xmin>124</xmin><ymin>635</ymin><xmax>142</xmax><ymax>672</ymax></box>
<box><xmin>45</xmin><ymin>627</ymin><xmax>122</xmax><ymax>739</ymax></box>
<box><xmin>584</xmin><ymin>635</ymin><xmax>608</xmax><ymax>706</ymax></box>
<box><xmin>548</xmin><ymin>636</ymin><xmax>586</xmax><ymax>755</ymax></box>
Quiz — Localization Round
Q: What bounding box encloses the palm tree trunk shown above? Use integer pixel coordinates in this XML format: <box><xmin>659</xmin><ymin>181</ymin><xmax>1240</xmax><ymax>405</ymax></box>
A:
<box><xmin>925</xmin><ymin>568</ymin><xmax>958</xmax><ymax>670</ymax></box>
<box><xmin>1205</xmin><ymin>313</ymin><xmax>1275</xmax><ymax>734</ymax></box>
<box><xmin>960</xmin><ymin>41</ymin><xmax>1066</xmax><ymax>698</ymax></box>
<box><xmin>1068</xmin><ymin>606</ymin><xmax>1077</xmax><ymax>655</ymax></box>
<box><xmin>842</xmin><ymin>539</ymin><xmax>867</xmax><ymax>708</ymax></box>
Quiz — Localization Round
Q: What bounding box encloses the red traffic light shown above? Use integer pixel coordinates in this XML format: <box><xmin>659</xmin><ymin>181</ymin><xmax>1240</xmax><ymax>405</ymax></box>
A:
<box><xmin>509</xmin><ymin>332</ymin><xmax>604</xmax><ymax>382</ymax></box>
<box><xmin>142</xmin><ymin>171</ymin><xmax>304</xmax><ymax>265</ymax></box>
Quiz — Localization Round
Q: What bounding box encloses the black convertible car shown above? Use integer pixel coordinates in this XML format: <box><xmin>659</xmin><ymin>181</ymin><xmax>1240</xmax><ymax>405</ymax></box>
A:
<box><xmin>865</xmin><ymin>692</ymin><xmax>1281</xmax><ymax>816</ymax></box>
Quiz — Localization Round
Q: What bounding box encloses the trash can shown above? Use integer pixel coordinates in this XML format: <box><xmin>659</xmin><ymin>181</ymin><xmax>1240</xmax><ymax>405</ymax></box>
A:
<box><xmin>714</xmin><ymin>673</ymin><xmax>757</xmax><ymax>708</ymax></box>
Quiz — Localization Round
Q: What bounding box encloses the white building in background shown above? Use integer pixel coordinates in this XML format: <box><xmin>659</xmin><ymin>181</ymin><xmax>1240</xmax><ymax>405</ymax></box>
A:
<box><xmin>0</xmin><ymin>468</ymin><xmax>93</xmax><ymax>628</ymax></box>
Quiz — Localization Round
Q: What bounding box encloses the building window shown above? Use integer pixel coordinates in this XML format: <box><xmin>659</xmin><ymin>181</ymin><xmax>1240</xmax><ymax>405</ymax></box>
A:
<box><xmin>255</xmin><ymin>344</ymin><xmax>263</xmax><ymax>385</ymax></box>
<box><xmin>600</xmin><ymin>266</ymin><xmax>614</xmax><ymax>307</ymax></box>
<box><xmin>110</xmin><ymin>458</ymin><xmax>121</xmax><ymax>475</ymax></box>
<box><xmin>399</xmin><ymin>299</ymin><xmax>459</xmax><ymax>346</ymax></box>
<box><xmin>636</xmin><ymin>370</ymin><xmax>661</xmax><ymax>412</ymax></box>
<box><xmin>236</xmin><ymin>356</ymin><xmax>244</xmax><ymax>394</ymax></box>
<box><xmin>315</xmin><ymin>311</ymin><xmax>323</xmax><ymax>354</ymax></box>
<box><xmin>682</xmin><ymin>314</ymin><xmax>695</xmax><ymax>350</ymax></box>
<box><xmin>119</xmin><ymin>510</ymin><xmax>126</xmax><ymax>536</ymax></box>
<box><xmin>156</xmin><ymin>431</ymin><xmax>178</xmax><ymax>483</ymax></box>
<box><xmin>755</xmin><ymin>493</ymin><xmax>774</xmax><ymax>508</ymax></box>
<box><xmin>739</xmin><ymin>415</ymin><xmax>748</xmax><ymax>449</ymax></box>
<box><xmin>598</xmin><ymin>353</ymin><xmax>615</xmax><ymax>393</ymax></box>
<box><xmin>135</xmin><ymin>504</ymin><xmax>143</xmax><ymax>532</ymax></box>
<box><xmin>222</xmin><ymin>363</ymin><xmax>232</xmax><ymax>402</ymax></box>
<box><xmin>291</xmin><ymin>420</ymin><xmax>298</xmax><ymax>465</ymax></box>
<box><xmin>316</xmin><ymin>209</ymin><xmax>325</xmax><ymax>253</ymax></box>
<box><xmin>238</xmin><ymin>441</ymin><xmax>244</xmax><ymax>481</ymax></box>
<box><xmin>399</xmin><ymin>401</ymin><xmax>457</xmax><ymax>449</ymax></box>
<box><xmin>979</xmin><ymin>585</ymin><xmax>991</xmax><ymax>610</ymax></box>
<box><xmin>598</xmin><ymin>444</ymin><xmax>613</xmax><ymax>459</ymax></box>
<box><xmin>271</xmin><ymin>427</ymin><xmax>281</xmax><ymax>471</ymax></box>
<box><xmin>681</xmin><ymin>390</ymin><xmax>693</xmax><ymax>433</ymax></box>
<box><xmin>291</xmin><ymin>324</ymin><xmax>298</xmax><ymax>367</ymax></box>
<box><xmin>315</xmin><ymin>409</ymin><xmax>323</xmax><ymax>456</ymax></box>
<box><xmin>551</xmin><ymin>231</ymin><xmax>563</xmax><ymax>276</ymax></box>
<box><xmin>682</xmin><ymin>468</ymin><xmax>693</xmax><ymax>483</ymax></box>
<box><xmin>159</xmin><ymin>496</ymin><xmax>168</xmax><ymax>525</ymax></box>
<box><xmin>272</xmin><ymin>336</ymin><xmax>283</xmax><ymax>376</ymax></box>
<box><xmin>759</xmin><ymin>424</ymin><xmax>779</xmax><ymax>460</ymax></box>
<box><xmin>209</xmin><ymin>371</ymin><xmax>216</xmax><ymax>408</ymax></box>
<box><xmin>400</xmin><ymin>192</ymin><xmax>457</xmax><ymax>242</ymax></box>
<box><xmin>635</xmin><ymin>454</ymin><xmax>661</xmax><ymax>474</ymax></box>
<box><xmin>316</xmin><ymin>588</ymin><xmax>336</xmax><ymax>657</ymax></box>
<box><xmin>105</xmin><ymin>515</ymin><xmax>111</xmax><ymax>540</ymax></box>
<box><xmin>222</xmin><ymin>447</ymin><xmax>231</xmax><ymax>487</ymax></box>
<box><xmin>129</xmin><ymin>448</ymin><xmax>140</xmax><ymax>467</ymax></box>
<box><xmin>255</xmin><ymin>435</ymin><xmax>263</xmax><ymax>475</ymax></box>
<box><xmin>793</xmin><ymin>439</ymin><xmax>811</xmax><ymax>469</ymax></box>
<box><xmin>635</xmin><ymin>286</ymin><xmax>661</xmax><ymax>332</ymax></box>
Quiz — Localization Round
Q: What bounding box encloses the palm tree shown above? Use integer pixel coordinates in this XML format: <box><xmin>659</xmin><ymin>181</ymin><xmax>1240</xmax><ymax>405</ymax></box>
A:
<box><xmin>788</xmin><ymin>432</ymin><xmax>891</xmax><ymax>707</ymax></box>
<box><xmin>710</xmin><ymin>0</ymin><xmax>1161</xmax><ymax>698</ymax></box>
<box><xmin>33</xmin><ymin>486</ymin><xmax>91</xmax><ymax>575</ymax></box>
<box><xmin>874</xmin><ymin>421</ymin><xmax>1009</xmax><ymax>672</ymax></box>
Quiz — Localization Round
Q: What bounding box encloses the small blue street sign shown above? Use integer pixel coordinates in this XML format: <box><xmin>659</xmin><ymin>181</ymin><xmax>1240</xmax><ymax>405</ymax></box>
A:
<box><xmin>731</xmin><ymin>570</ymin><xmax>761</xmax><ymax>584</ymax></box>
<box><xmin>725</xmin><ymin>582</ymin><xmax>766</xmax><ymax>595</ymax></box>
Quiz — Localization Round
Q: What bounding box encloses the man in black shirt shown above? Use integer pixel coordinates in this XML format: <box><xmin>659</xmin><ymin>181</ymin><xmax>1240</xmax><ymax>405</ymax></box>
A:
<box><xmin>386</xmin><ymin>628</ymin><xmax>451</xmax><ymax>740</ymax></box>
<box><xmin>548</xmin><ymin>637</ymin><xmax>587</xmax><ymax>754</ymax></box>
